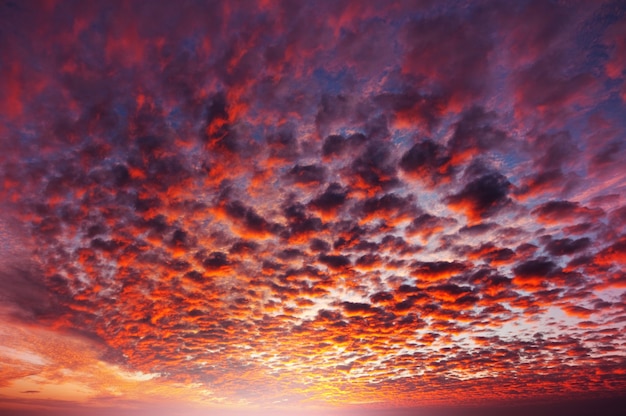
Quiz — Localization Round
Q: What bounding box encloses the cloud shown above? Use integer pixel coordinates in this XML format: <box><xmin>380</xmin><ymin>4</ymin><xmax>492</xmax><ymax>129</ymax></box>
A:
<box><xmin>406</xmin><ymin>213</ymin><xmax>457</xmax><ymax>242</ymax></box>
<box><xmin>399</xmin><ymin>140</ymin><xmax>453</xmax><ymax>188</ymax></box>
<box><xmin>446</xmin><ymin>173</ymin><xmax>512</xmax><ymax>222</ymax></box>
<box><xmin>348</xmin><ymin>141</ymin><xmax>400</xmax><ymax>194</ymax></box>
<box><xmin>411</xmin><ymin>261</ymin><xmax>467</xmax><ymax>282</ymax></box>
<box><xmin>447</xmin><ymin>106</ymin><xmax>508</xmax><ymax>164</ymax></box>
<box><xmin>531</xmin><ymin>200</ymin><xmax>604</xmax><ymax>225</ymax></box>
<box><xmin>318</xmin><ymin>254</ymin><xmax>352</xmax><ymax>271</ymax></box>
<box><xmin>595</xmin><ymin>237</ymin><xmax>626</xmax><ymax>267</ymax></box>
<box><xmin>401</xmin><ymin>11</ymin><xmax>493</xmax><ymax>109</ymax></box>
<box><xmin>512</xmin><ymin>258</ymin><xmax>558</xmax><ymax>289</ymax></box>
<box><xmin>545</xmin><ymin>237</ymin><xmax>592</xmax><ymax>257</ymax></box>
<box><xmin>309</xmin><ymin>183</ymin><xmax>349</xmax><ymax>217</ymax></box>
<box><xmin>287</xmin><ymin>164</ymin><xmax>327</xmax><ymax>185</ymax></box>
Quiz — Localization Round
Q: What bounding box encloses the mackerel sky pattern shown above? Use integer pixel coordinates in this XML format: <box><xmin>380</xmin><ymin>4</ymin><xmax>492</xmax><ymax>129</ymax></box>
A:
<box><xmin>1</xmin><ymin>0</ymin><xmax>626</xmax><ymax>415</ymax></box>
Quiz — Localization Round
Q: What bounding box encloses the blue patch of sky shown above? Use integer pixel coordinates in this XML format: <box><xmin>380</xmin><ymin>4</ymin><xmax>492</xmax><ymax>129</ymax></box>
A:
<box><xmin>312</xmin><ymin>67</ymin><xmax>352</xmax><ymax>96</ymax></box>
<box><xmin>600</xmin><ymin>84</ymin><xmax>626</xmax><ymax>116</ymax></box>
<box><xmin>113</xmin><ymin>102</ymin><xmax>128</xmax><ymax>120</ymax></box>
<box><xmin>180</xmin><ymin>34</ymin><xmax>203</xmax><ymax>56</ymax></box>
<box><xmin>166</xmin><ymin>106</ymin><xmax>183</xmax><ymax>131</ymax></box>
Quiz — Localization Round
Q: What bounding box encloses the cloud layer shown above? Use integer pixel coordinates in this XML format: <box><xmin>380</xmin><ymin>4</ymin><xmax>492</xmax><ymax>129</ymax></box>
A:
<box><xmin>1</xmin><ymin>0</ymin><xmax>626</xmax><ymax>413</ymax></box>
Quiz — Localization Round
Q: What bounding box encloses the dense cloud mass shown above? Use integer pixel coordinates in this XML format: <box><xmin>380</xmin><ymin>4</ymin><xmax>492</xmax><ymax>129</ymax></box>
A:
<box><xmin>1</xmin><ymin>0</ymin><xmax>626</xmax><ymax>414</ymax></box>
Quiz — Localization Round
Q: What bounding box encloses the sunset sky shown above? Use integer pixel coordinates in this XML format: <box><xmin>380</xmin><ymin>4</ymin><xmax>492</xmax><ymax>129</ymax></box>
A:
<box><xmin>1</xmin><ymin>0</ymin><xmax>626</xmax><ymax>415</ymax></box>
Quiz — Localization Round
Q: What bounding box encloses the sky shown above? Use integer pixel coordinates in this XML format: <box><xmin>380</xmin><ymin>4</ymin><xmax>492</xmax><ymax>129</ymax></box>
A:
<box><xmin>1</xmin><ymin>0</ymin><xmax>626</xmax><ymax>415</ymax></box>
